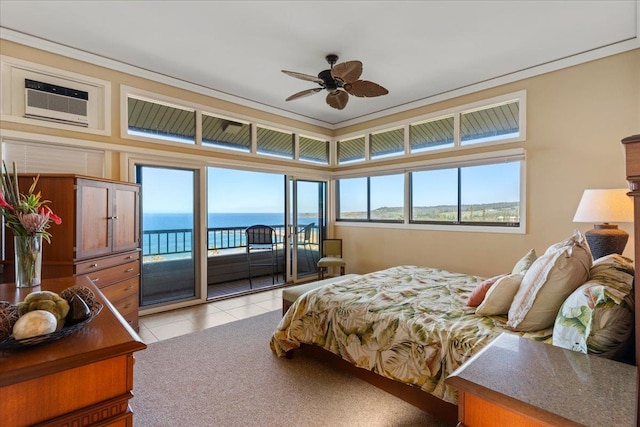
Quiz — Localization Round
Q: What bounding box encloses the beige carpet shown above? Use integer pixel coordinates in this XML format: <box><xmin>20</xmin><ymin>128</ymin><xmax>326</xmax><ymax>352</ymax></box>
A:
<box><xmin>131</xmin><ymin>310</ymin><xmax>448</xmax><ymax>427</ymax></box>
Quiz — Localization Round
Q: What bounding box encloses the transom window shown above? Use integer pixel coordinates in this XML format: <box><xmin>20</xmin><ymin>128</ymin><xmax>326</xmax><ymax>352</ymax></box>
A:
<box><xmin>370</xmin><ymin>127</ymin><xmax>404</xmax><ymax>159</ymax></box>
<box><xmin>410</xmin><ymin>116</ymin><xmax>454</xmax><ymax>153</ymax></box>
<box><xmin>127</xmin><ymin>96</ymin><xmax>195</xmax><ymax>144</ymax></box>
<box><xmin>337</xmin><ymin>136</ymin><xmax>366</xmax><ymax>164</ymax></box>
<box><xmin>202</xmin><ymin>115</ymin><xmax>251</xmax><ymax>152</ymax></box>
<box><xmin>256</xmin><ymin>126</ymin><xmax>294</xmax><ymax>159</ymax></box>
<box><xmin>461</xmin><ymin>100</ymin><xmax>520</xmax><ymax>146</ymax></box>
<box><xmin>299</xmin><ymin>136</ymin><xmax>329</xmax><ymax>164</ymax></box>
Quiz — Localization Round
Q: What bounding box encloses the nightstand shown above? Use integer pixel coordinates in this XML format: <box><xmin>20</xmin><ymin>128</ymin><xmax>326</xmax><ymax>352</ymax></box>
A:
<box><xmin>446</xmin><ymin>333</ymin><xmax>636</xmax><ymax>427</ymax></box>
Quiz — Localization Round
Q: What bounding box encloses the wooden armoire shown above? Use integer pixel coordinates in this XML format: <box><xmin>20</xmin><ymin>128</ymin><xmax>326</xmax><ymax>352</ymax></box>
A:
<box><xmin>621</xmin><ymin>133</ymin><xmax>640</xmax><ymax>426</ymax></box>
<box><xmin>1</xmin><ymin>175</ymin><xmax>141</xmax><ymax>330</ymax></box>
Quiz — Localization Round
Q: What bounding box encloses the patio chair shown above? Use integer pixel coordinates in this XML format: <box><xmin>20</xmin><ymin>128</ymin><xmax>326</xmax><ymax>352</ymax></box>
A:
<box><xmin>245</xmin><ymin>225</ymin><xmax>278</xmax><ymax>287</ymax></box>
<box><xmin>298</xmin><ymin>222</ymin><xmax>316</xmax><ymax>271</ymax></box>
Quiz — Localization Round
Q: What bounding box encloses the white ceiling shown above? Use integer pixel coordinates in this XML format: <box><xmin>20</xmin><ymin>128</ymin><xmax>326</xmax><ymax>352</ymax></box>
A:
<box><xmin>1</xmin><ymin>1</ymin><xmax>638</xmax><ymax>129</ymax></box>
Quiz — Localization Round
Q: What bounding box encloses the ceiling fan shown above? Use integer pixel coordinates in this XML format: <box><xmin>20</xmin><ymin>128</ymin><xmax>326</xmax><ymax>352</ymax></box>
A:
<box><xmin>282</xmin><ymin>54</ymin><xmax>389</xmax><ymax>110</ymax></box>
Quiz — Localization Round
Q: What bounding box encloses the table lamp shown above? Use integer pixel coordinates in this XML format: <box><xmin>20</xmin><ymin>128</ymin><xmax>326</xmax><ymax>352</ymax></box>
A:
<box><xmin>573</xmin><ymin>188</ymin><xmax>634</xmax><ymax>260</ymax></box>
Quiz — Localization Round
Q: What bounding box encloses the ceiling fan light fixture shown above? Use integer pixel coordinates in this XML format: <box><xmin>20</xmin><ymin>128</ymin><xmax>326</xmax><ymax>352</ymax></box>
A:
<box><xmin>282</xmin><ymin>54</ymin><xmax>388</xmax><ymax>110</ymax></box>
<box><xmin>325</xmin><ymin>54</ymin><xmax>339</xmax><ymax>67</ymax></box>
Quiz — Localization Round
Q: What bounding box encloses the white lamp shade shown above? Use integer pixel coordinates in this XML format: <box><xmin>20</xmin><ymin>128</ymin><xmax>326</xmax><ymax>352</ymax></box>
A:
<box><xmin>573</xmin><ymin>189</ymin><xmax>634</xmax><ymax>224</ymax></box>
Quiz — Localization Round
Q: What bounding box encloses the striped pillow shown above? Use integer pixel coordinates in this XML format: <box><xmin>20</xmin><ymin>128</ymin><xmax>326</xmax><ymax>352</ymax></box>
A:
<box><xmin>507</xmin><ymin>230</ymin><xmax>592</xmax><ymax>331</ymax></box>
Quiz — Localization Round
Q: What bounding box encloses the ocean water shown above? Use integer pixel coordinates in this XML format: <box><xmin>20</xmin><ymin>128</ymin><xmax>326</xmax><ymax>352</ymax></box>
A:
<box><xmin>143</xmin><ymin>212</ymin><xmax>296</xmax><ymax>230</ymax></box>
<box><xmin>142</xmin><ymin>212</ymin><xmax>315</xmax><ymax>255</ymax></box>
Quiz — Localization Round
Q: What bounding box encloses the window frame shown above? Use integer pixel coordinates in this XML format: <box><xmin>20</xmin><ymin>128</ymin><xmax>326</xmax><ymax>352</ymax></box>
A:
<box><xmin>298</xmin><ymin>134</ymin><xmax>330</xmax><ymax>165</ymax></box>
<box><xmin>334</xmin><ymin>148</ymin><xmax>526</xmax><ymax>234</ymax></box>
<box><xmin>333</xmin><ymin>90</ymin><xmax>526</xmax><ymax>168</ymax></box>
<box><xmin>337</xmin><ymin>135</ymin><xmax>367</xmax><ymax>165</ymax></box>
<box><xmin>126</xmin><ymin>95</ymin><xmax>197</xmax><ymax>145</ymax></box>
<box><xmin>336</xmin><ymin>173</ymin><xmax>405</xmax><ymax>224</ymax></box>
<box><xmin>120</xmin><ymin>86</ymin><xmax>331</xmax><ymax>163</ymax></box>
<box><xmin>410</xmin><ymin>162</ymin><xmax>522</xmax><ymax>227</ymax></box>
<box><xmin>201</xmin><ymin>113</ymin><xmax>252</xmax><ymax>152</ymax></box>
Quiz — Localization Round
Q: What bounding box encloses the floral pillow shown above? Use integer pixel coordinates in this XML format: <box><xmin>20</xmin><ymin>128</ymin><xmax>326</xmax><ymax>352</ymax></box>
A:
<box><xmin>552</xmin><ymin>254</ymin><xmax>635</xmax><ymax>359</ymax></box>
<box><xmin>511</xmin><ymin>248</ymin><xmax>537</xmax><ymax>274</ymax></box>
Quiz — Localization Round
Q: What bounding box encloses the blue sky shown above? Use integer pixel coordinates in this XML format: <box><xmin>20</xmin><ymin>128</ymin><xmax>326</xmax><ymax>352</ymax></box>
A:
<box><xmin>140</xmin><ymin>162</ymin><xmax>519</xmax><ymax>214</ymax></box>
<box><xmin>140</xmin><ymin>166</ymin><xmax>286</xmax><ymax>213</ymax></box>
<box><xmin>208</xmin><ymin>168</ymin><xmax>285</xmax><ymax>213</ymax></box>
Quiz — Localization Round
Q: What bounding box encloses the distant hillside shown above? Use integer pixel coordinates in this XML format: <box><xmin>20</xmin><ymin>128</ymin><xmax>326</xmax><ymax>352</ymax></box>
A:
<box><xmin>340</xmin><ymin>201</ymin><xmax>519</xmax><ymax>222</ymax></box>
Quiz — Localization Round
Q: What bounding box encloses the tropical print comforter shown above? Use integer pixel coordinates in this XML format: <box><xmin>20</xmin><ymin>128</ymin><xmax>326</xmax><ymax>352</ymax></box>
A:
<box><xmin>270</xmin><ymin>265</ymin><xmax>552</xmax><ymax>404</ymax></box>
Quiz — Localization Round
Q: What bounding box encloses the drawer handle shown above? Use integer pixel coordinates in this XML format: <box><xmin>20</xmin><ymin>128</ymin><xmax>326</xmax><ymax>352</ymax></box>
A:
<box><xmin>91</xmin><ymin>277</ymin><xmax>99</xmax><ymax>282</ymax></box>
<box><xmin>125</xmin><ymin>255</ymin><xmax>133</xmax><ymax>260</ymax></box>
<box><xmin>124</xmin><ymin>285</ymin><xmax>133</xmax><ymax>291</ymax></box>
<box><xmin>125</xmin><ymin>268</ymin><xmax>134</xmax><ymax>273</ymax></box>
<box><xmin>90</xmin><ymin>263</ymin><xmax>98</xmax><ymax>268</ymax></box>
<box><xmin>123</xmin><ymin>303</ymin><xmax>132</xmax><ymax>309</ymax></box>
<box><xmin>109</xmin><ymin>216</ymin><xmax>119</xmax><ymax>220</ymax></box>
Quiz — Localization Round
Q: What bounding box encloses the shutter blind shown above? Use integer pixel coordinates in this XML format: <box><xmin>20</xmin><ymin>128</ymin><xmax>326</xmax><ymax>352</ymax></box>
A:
<box><xmin>2</xmin><ymin>140</ymin><xmax>105</xmax><ymax>177</ymax></box>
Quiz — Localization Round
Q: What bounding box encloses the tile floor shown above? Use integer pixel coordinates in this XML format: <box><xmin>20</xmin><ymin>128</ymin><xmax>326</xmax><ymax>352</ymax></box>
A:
<box><xmin>137</xmin><ymin>287</ymin><xmax>283</xmax><ymax>344</ymax></box>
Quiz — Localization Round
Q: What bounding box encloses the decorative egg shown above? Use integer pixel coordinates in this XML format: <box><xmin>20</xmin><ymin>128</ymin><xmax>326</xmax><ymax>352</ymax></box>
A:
<box><xmin>66</xmin><ymin>294</ymin><xmax>91</xmax><ymax>323</ymax></box>
<box><xmin>12</xmin><ymin>310</ymin><xmax>58</xmax><ymax>340</ymax></box>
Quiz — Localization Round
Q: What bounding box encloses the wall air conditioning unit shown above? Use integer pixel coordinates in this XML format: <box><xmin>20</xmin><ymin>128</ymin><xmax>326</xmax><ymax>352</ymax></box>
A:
<box><xmin>24</xmin><ymin>79</ymin><xmax>89</xmax><ymax>127</ymax></box>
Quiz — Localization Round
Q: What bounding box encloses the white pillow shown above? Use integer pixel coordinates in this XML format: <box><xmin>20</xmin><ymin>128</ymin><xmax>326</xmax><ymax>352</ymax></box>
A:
<box><xmin>475</xmin><ymin>273</ymin><xmax>524</xmax><ymax>316</ymax></box>
<box><xmin>507</xmin><ymin>230</ymin><xmax>592</xmax><ymax>331</ymax></box>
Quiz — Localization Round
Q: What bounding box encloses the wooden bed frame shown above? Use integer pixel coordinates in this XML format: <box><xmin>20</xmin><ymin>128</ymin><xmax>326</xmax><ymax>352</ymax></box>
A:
<box><xmin>284</xmin><ymin>134</ymin><xmax>640</xmax><ymax>426</ymax></box>
<box><xmin>286</xmin><ymin>344</ymin><xmax>458</xmax><ymax>425</ymax></box>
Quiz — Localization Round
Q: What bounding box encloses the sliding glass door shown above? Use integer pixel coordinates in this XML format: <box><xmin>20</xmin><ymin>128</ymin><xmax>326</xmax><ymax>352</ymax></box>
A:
<box><xmin>133</xmin><ymin>162</ymin><xmax>327</xmax><ymax>307</ymax></box>
<box><xmin>287</xmin><ymin>178</ymin><xmax>326</xmax><ymax>282</ymax></box>
<box><xmin>136</xmin><ymin>165</ymin><xmax>198</xmax><ymax>306</ymax></box>
<box><xmin>207</xmin><ymin>167</ymin><xmax>285</xmax><ymax>297</ymax></box>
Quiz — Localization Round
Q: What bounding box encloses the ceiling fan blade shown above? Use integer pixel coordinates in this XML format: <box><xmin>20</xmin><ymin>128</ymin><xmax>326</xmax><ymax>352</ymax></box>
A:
<box><xmin>344</xmin><ymin>80</ymin><xmax>389</xmax><ymax>98</ymax></box>
<box><xmin>326</xmin><ymin>90</ymin><xmax>349</xmax><ymax>110</ymax></box>
<box><xmin>285</xmin><ymin>88</ymin><xmax>323</xmax><ymax>101</ymax></box>
<box><xmin>281</xmin><ymin>70</ymin><xmax>324</xmax><ymax>84</ymax></box>
<box><xmin>330</xmin><ymin>60</ymin><xmax>362</xmax><ymax>83</ymax></box>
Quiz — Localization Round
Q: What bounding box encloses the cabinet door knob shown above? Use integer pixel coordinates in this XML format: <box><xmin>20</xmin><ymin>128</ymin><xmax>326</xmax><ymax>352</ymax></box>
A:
<box><xmin>109</xmin><ymin>216</ymin><xmax>119</xmax><ymax>220</ymax></box>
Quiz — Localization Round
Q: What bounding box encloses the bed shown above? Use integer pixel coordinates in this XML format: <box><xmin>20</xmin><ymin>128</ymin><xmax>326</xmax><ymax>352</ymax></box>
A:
<box><xmin>270</xmin><ymin>233</ymin><xmax>635</xmax><ymax>425</ymax></box>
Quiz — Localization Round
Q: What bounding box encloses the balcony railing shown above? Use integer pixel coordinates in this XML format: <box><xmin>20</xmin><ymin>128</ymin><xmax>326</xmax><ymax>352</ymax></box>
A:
<box><xmin>142</xmin><ymin>224</ymin><xmax>316</xmax><ymax>257</ymax></box>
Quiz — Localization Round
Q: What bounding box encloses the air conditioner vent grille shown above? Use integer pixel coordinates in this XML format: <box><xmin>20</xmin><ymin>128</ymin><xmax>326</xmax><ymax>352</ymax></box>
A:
<box><xmin>24</xmin><ymin>79</ymin><xmax>89</xmax><ymax>127</ymax></box>
<box><xmin>26</xmin><ymin>90</ymin><xmax>88</xmax><ymax>116</ymax></box>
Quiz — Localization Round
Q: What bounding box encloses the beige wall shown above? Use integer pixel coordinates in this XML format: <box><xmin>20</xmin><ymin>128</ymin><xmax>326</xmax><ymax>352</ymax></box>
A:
<box><xmin>0</xmin><ymin>39</ymin><xmax>332</xmax><ymax>177</ymax></box>
<box><xmin>1</xmin><ymin>38</ymin><xmax>638</xmax><ymax>278</ymax></box>
<box><xmin>337</xmin><ymin>49</ymin><xmax>639</xmax><ymax>277</ymax></box>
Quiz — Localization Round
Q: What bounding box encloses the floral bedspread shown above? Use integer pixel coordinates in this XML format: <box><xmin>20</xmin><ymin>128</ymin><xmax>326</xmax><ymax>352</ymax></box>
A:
<box><xmin>270</xmin><ymin>265</ymin><xmax>552</xmax><ymax>404</ymax></box>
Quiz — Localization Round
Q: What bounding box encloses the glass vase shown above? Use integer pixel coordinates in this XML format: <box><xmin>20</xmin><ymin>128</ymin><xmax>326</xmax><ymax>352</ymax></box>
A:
<box><xmin>14</xmin><ymin>234</ymin><xmax>43</xmax><ymax>288</ymax></box>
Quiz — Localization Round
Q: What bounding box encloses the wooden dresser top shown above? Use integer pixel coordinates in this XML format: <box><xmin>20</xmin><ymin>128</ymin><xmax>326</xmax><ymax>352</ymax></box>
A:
<box><xmin>0</xmin><ymin>275</ymin><xmax>146</xmax><ymax>386</ymax></box>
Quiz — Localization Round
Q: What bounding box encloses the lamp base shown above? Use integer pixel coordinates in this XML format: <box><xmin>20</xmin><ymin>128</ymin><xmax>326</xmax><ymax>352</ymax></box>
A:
<box><xmin>584</xmin><ymin>224</ymin><xmax>629</xmax><ymax>260</ymax></box>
